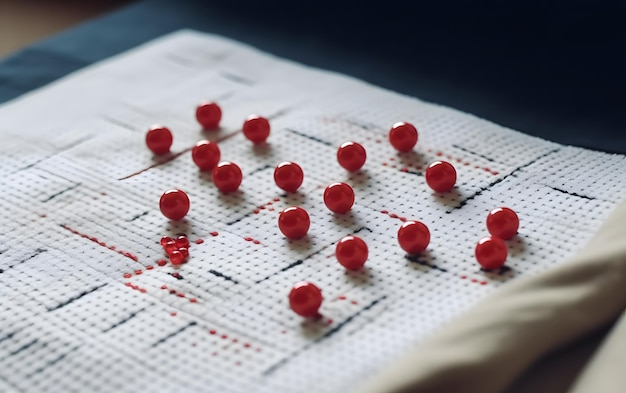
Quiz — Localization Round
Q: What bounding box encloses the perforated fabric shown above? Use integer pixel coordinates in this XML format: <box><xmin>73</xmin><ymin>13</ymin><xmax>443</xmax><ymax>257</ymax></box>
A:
<box><xmin>0</xmin><ymin>30</ymin><xmax>624</xmax><ymax>393</ymax></box>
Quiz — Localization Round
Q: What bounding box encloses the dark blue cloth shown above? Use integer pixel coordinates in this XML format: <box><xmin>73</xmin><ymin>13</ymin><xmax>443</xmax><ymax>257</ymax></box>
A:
<box><xmin>1</xmin><ymin>0</ymin><xmax>624</xmax><ymax>152</ymax></box>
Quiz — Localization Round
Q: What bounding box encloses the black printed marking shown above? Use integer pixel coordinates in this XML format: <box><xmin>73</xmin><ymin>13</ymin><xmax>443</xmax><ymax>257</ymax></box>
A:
<box><xmin>103</xmin><ymin>307</ymin><xmax>147</xmax><ymax>333</ymax></box>
<box><xmin>263</xmin><ymin>296</ymin><xmax>387</xmax><ymax>376</ymax></box>
<box><xmin>47</xmin><ymin>283</ymin><xmax>107</xmax><ymax>312</ymax></box>
<box><xmin>8</xmin><ymin>339</ymin><xmax>38</xmax><ymax>358</ymax></box>
<box><xmin>354</xmin><ymin>226</ymin><xmax>373</xmax><ymax>234</ymax></box>
<box><xmin>42</xmin><ymin>183</ymin><xmax>81</xmax><ymax>202</ymax></box>
<box><xmin>343</xmin><ymin>118</ymin><xmax>380</xmax><ymax>131</ymax></box>
<box><xmin>248</xmin><ymin>164</ymin><xmax>273</xmax><ymax>177</ymax></box>
<box><xmin>220</xmin><ymin>71</ymin><xmax>254</xmax><ymax>85</ymax></box>
<box><xmin>102</xmin><ymin>116</ymin><xmax>137</xmax><ymax>132</ymax></box>
<box><xmin>0</xmin><ymin>330</ymin><xmax>18</xmax><ymax>344</ymax></box>
<box><xmin>452</xmin><ymin>144</ymin><xmax>496</xmax><ymax>162</ymax></box>
<box><xmin>25</xmin><ymin>346</ymin><xmax>80</xmax><ymax>378</ymax></box>
<box><xmin>129</xmin><ymin>211</ymin><xmax>150</xmax><ymax>221</ymax></box>
<box><xmin>151</xmin><ymin>322</ymin><xmax>197</xmax><ymax>347</ymax></box>
<box><xmin>255</xmin><ymin>260</ymin><xmax>303</xmax><ymax>284</ymax></box>
<box><xmin>405</xmin><ymin>254</ymin><xmax>448</xmax><ymax>272</ymax></box>
<box><xmin>208</xmin><ymin>270</ymin><xmax>239</xmax><ymax>284</ymax></box>
<box><xmin>546</xmin><ymin>185</ymin><xmax>595</xmax><ymax>200</ymax></box>
<box><xmin>480</xmin><ymin>265</ymin><xmax>512</xmax><ymax>275</ymax></box>
<box><xmin>286</xmin><ymin>128</ymin><xmax>332</xmax><ymax>146</ymax></box>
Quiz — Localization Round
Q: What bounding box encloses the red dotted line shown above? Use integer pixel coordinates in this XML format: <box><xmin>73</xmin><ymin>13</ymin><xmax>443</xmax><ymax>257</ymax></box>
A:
<box><xmin>160</xmin><ymin>285</ymin><xmax>198</xmax><ymax>303</ymax></box>
<box><xmin>460</xmin><ymin>275</ymin><xmax>488</xmax><ymax>285</ymax></box>
<box><xmin>124</xmin><ymin>281</ymin><xmax>147</xmax><ymax>293</ymax></box>
<box><xmin>61</xmin><ymin>225</ymin><xmax>139</xmax><ymax>262</ymax></box>
<box><xmin>336</xmin><ymin>295</ymin><xmax>359</xmax><ymax>305</ymax></box>
<box><xmin>243</xmin><ymin>237</ymin><xmax>261</xmax><ymax>245</ymax></box>
<box><xmin>429</xmin><ymin>149</ymin><xmax>499</xmax><ymax>176</ymax></box>
<box><xmin>380</xmin><ymin>210</ymin><xmax>408</xmax><ymax>222</ymax></box>
<box><xmin>208</xmin><ymin>328</ymin><xmax>261</xmax><ymax>353</ymax></box>
<box><xmin>253</xmin><ymin>197</ymin><xmax>280</xmax><ymax>214</ymax></box>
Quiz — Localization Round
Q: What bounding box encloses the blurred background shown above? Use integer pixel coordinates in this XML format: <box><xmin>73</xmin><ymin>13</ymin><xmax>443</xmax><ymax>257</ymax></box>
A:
<box><xmin>0</xmin><ymin>0</ymin><xmax>624</xmax><ymax>151</ymax></box>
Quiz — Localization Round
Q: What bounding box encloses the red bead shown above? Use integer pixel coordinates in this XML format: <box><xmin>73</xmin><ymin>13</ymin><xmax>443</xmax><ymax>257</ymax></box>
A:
<box><xmin>397</xmin><ymin>221</ymin><xmax>430</xmax><ymax>254</ymax></box>
<box><xmin>425</xmin><ymin>161</ymin><xmax>457</xmax><ymax>192</ymax></box>
<box><xmin>160</xmin><ymin>236</ymin><xmax>173</xmax><ymax>247</ymax></box>
<box><xmin>289</xmin><ymin>281</ymin><xmax>323</xmax><ymax>317</ymax></box>
<box><xmin>212</xmin><ymin>162</ymin><xmax>243</xmax><ymax>193</ymax></box>
<box><xmin>323</xmin><ymin>182</ymin><xmax>355</xmax><ymax>214</ymax></box>
<box><xmin>337</xmin><ymin>142</ymin><xmax>367</xmax><ymax>171</ymax></box>
<box><xmin>192</xmin><ymin>140</ymin><xmax>221</xmax><ymax>171</ymax></box>
<box><xmin>335</xmin><ymin>235</ymin><xmax>368</xmax><ymax>270</ymax></box>
<box><xmin>475</xmin><ymin>236</ymin><xmax>508</xmax><ymax>270</ymax></box>
<box><xmin>274</xmin><ymin>162</ymin><xmax>304</xmax><ymax>193</ymax></box>
<box><xmin>145</xmin><ymin>125</ymin><xmax>173</xmax><ymax>155</ymax></box>
<box><xmin>389</xmin><ymin>122</ymin><xmax>418</xmax><ymax>152</ymax></box>
<box><xmin>196</xmin><ymin>101</ymin><xmax>222</xmax><ymax>130</ymax></box>
<box><xmin>278</xmin><ymin>207</ymin><xmax>310</xmax><ymax>239</ymax></box>
<box><xmin>178</xmin><ymin>247</ymin><xmax>189</xmax><ymax>259</ymax></box>
<box><xmin>175</xmin><ymin>235</ymin><xmax>190</xmax><ymax>249</ymax></box>
<box><xmin>159</xmin><ymin>189</ymin><xmax>190</xmax><ymax>220</ymax></box>
<box><xmin>242</xmin><ymin>115</ymin><xmax>270</xmax><ymax>144</ymax></box>
<box><xmin>170</xmin><ymin>250</ymin><xmax>185</xmax><ymax>265</ymax></box>
<box><xmin>486</xmin><ymin>207</ymin><xmax>519</xmax><ymax>240</ymax></box>
<box><xmin>164</xmin><ymin>240</ymin><xmax>178</xmax><ymax>255</ymax></box>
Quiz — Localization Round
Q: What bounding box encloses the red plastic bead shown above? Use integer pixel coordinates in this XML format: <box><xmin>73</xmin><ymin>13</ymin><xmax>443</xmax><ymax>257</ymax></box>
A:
<box><xmin>196</xmin><ymin>101</ymin><xmax>222</xmax><ymax>130</ymax></box>
<box><xmin>278</xmin><ymin>207</ymin><xmax>310</xmax><ymax>239</ymax></box>
<box><xmin>335</xmin><ymin>235</ymin><xmax>368</xmax><ymax>270</ymax></box>
<box><xmin>178</xmin><ymin>247</ymin><xmax>189</xmax><ymax>259</ymax></box>
<box><xmin>164</xmin><ymin>240</ymin><xmax>178</xmax><ymax>255</ymax></box>
<box><xmin>274</xmin><ymin>162</ymin><xmax>304</xmax><ymax>193</ymax></box>
<box><xmin>192</xmin><ymin>140</ymin><xmax>221</xmax><ymax>171</ymax></box>
<box><xmin>323</xmin><ymin>182</ymin><xmax>355</xmax><ymax>214</ymax></box>
<box><xmin>289</xmin><ymin>281</ymin><xmax>323</xmax><ymax>317</ymax></box>
<box><xmin>170</xmin><ymin>250</ymin><xmax>185</xmax><ymax>266</ymax></box>
<box><xmin>160</xmin><ymin>236</ymin><xmax>173</xmax><ymax>247</ymax></box>
<box><xmin>242</xmin><ymin>115</ymin><xmax>270</xmax><ymax>144</ymax></box>
<box><xmin>175</xmin><ymin>235</ymin><xmax>190</xmax><ymax>249</ymax></box>
<box><xmin>337</xmin><ymin>142</ymin><xmax>367</xmax><ymax>171</ymax></box>
<box><xmin>486</xmin><ymin>207</ymin><xmax>519</xmax><ymax>240</ymax></box>
<box><xmin>475</xmin><ymin>236</ymin><xmax>508</xmax><ymax>270</ymax></box>
<box><xmin>397</xmin><ymin>221</ymin><xmax>431</xmax><ymax>254</ymax></box>
<box><xmin>212</xmin><ymin>162</ymin><xmax>243</xmax><ymax>193</ymax></box>
<box><xmin>425</xmin><ymin>161</ymin><xmax>457</xmax><ymax>192</ymax></box>
<box><xmin>146</xmin><ymin>125</ymin><xmax>173</xmax><ymax>155</ymax></box>
<box><xmin>159</xmin><ymin>189</ymin><xmax>190</xmax><ymax>220</ymax></box>
<box><xmin>389</xmin><ymin>122</ymin><xmax>418</xmax><ymax>152</ymax></box>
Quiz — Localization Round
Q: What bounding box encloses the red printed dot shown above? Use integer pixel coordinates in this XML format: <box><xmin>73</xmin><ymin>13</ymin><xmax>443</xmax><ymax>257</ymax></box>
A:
<box><xmin>195</xmin><ymin>101</ymin><xmax>222</xmax><ymax>130</ymax></box>
<box><xmin>212</xmin><ymin>162</ymin><xmax>243</xmax><ymax>193</ymax></box>
<box><xmin>175</xmin><ymin>235</ymin><xmax>190</xmax><ymax>249</ymax></box>
<box><xmin>487</xmin><ymin>207</ymin><xmax>519</xmax><ymax>240</ymax></box>
<box><xmin>397</xmin><ymin>220</ymin><xmax>431</xmax><ymax>254</ymax></box>
<box><xmin>289</xmin><ymin>281</ymin><xmax>323</xmax><ymax>317</ymax></box>
<box><xmin>145</xmin><ymin>125</ymin><xmax>173</xmax><ymax>155</ymax></box>
<box><xmin>389</xmin><ymin>122</ymin><xmax>418</xmax><ymax>152</ymax></box>
<box><xmin>274</xmin><ymin>162</ymin><xmax>304</xmax><ymax>192</ymax></box>
<box><xmin>337</xmin><ymin>142</ymin><xmax>367</xmax><ymax>171</ymax></box>
<box><xmin>323</xmin><ymin>182</ymin><xmax>355</xmax><ymax>214</ymax></box>
<box><xmin>335</xmin><ymin>235</ymin><xmax>368</xmax><ymax>270</ymax></box>
<box><xmin>425</xmin><ymin>161</ymin><xmax>457</xmax><ymax>192</ymax></box>
<box><xmin>192</xmin><ymin>140</ymin><xmax>221</xmax><ymax>171</ymax></box>
<box><xmin>159</xmin><ymin>189</ymin><xmax>190</xmax><ymax>221</ymax></box>
<box><xmin>278</xmin><ymin>207</ymin><xmax>310</xmax><ymax>239</ymax></box>
<box><xmin>242</xmin><ymin>115</ymin><xmax>270</xmax><ymax>144</ymax></box>
<box><xmin>475</xmin><ymin>236</ymin><xmax>508</xmax><ymax>270</ymax></box>
<box><xmin>170</xmin><ymin>250</ymin><xmax>185</xmax><ymax>266</ymax></box>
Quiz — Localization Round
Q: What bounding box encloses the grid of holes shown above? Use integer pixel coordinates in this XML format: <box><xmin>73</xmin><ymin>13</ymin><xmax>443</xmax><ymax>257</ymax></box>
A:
<box><xmin>0</xmin><ymin>30</ymin><xmax>624</xmax><ymax>393</ymax></box>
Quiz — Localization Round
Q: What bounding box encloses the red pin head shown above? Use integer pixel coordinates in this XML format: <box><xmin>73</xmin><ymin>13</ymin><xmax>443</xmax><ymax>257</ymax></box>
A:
<box><xmin>212</xmin><ymin>162</ymin><xmax>243</xmax><ymax>193</ymax></box>
<box><xmin>196</xmin><ymin>102</ymin><xmax>222</xmax><ymax>130</ymax></box>
<box><xmin>146</xmin><ymin>125</ymin><xmax>173</xmax><ymax>155</ymax></box>
<box><xmin>337</xmin><ymin>142</ymin><xmax>367</xmax><ymax>171</ymax></box>
<box><xmin>243</xmin><ymin>115</ymin><xmax>270</xmax><ymax>144</ymax></box>
<box><xmin>425</xmin><ymin>161</ymin><xmax>457</xmax><ymax>192</ymax></box>
<box><xmin>397</xmin><ymin>220</ymin><xmax>430</xmax><ymax>254</ymax></box>
<box><xmin>323</xmin><ymin>182</ymin><xmax>355</xmax><ymax>214</ymax></box>
<box><xmin>192</xmin><ymin>140</ymin><xmax>221</xmax><ymax>171</ymax></box>
<box><xmin>289</xmin><ymin>281</ymin><xmax>323</xmax><ymax>317</ymax></box>
<box><xmin>278</xmin><ymin>207</ymin><xmax>310</xmax><ymax>239</ymax></box>
<box><xmin>274</xmin><ymin>162</ymin><xmax>304</xmax><ymax>193</ymax></box>
<box><xmin>389</xmin><ymin>122</ymin><xmax>418</xmax><ymax>152</ymax></box>
<box><xmin>335</xmin><ymin>235</ymin><xmax>368</xmax><ymax>270</ymax></box>
<box><xmin>486</xmin><ymin>207</ymin><xmax>519</xmax><ymax>240</ymax></box>
<box><xmin>159</xmin><ymin>189</ymin><xmax>190</xmax><ymax>221</ymax></box>
<box><xmin>475</xmin><ymin>236</ymin><xmax>507</xmax><ymax>270</ymax></box>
